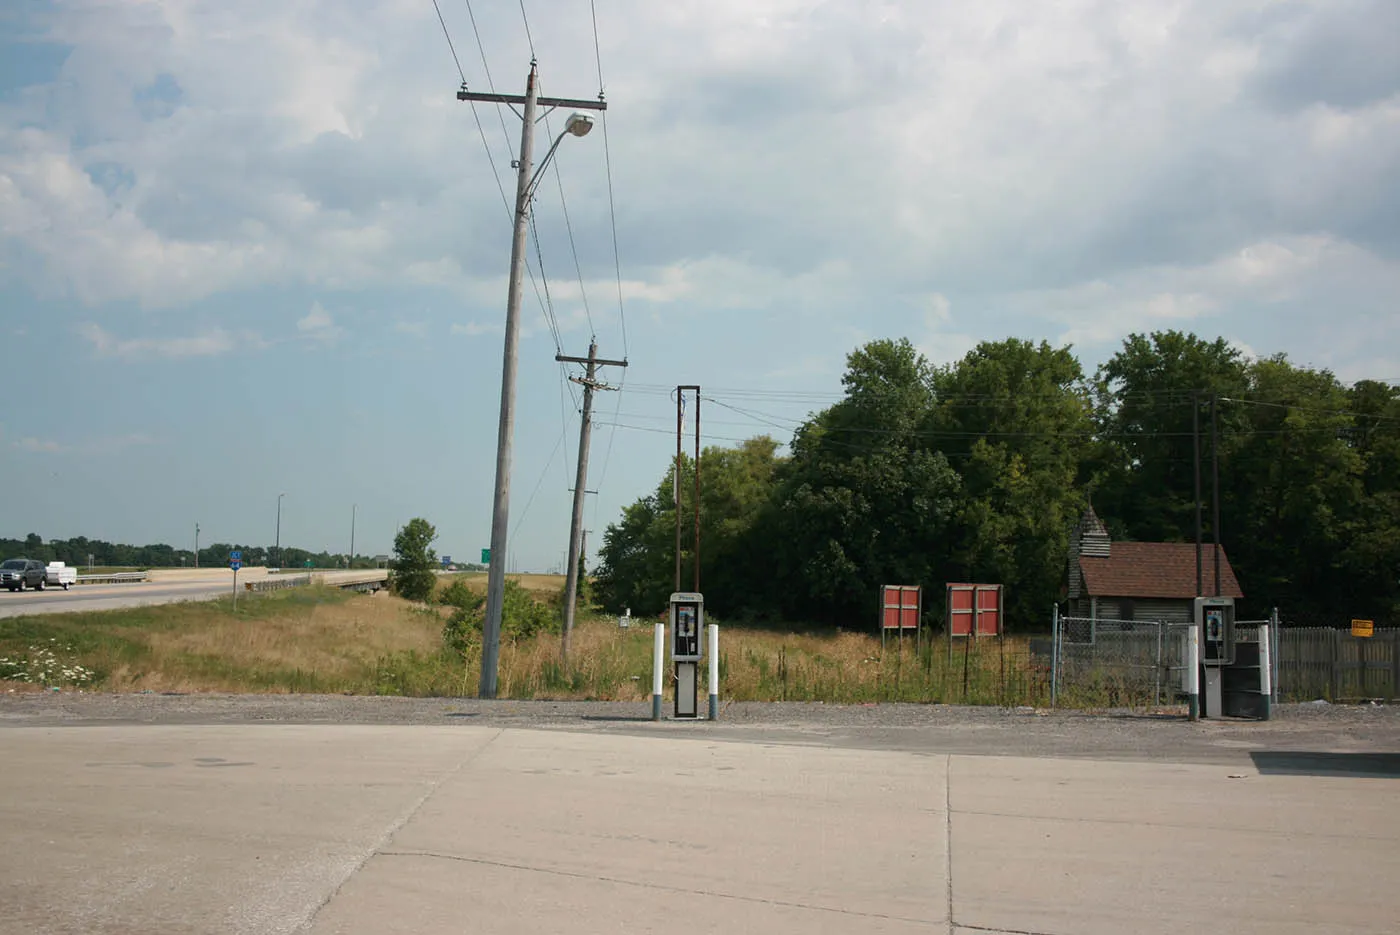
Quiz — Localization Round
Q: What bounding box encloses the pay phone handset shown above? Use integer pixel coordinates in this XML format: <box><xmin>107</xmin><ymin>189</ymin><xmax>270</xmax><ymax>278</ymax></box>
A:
<box><xmin>669</xmin><ymin>592</ymin><xmax>704</xmax><ymax>662</ymax></box>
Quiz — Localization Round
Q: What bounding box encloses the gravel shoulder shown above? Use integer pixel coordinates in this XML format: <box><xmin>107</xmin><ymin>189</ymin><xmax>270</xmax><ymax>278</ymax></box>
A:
<box><xmin>3</xmin><ymin>692</ymin><xmax>1398</xmax><ymax>771</ymax></box>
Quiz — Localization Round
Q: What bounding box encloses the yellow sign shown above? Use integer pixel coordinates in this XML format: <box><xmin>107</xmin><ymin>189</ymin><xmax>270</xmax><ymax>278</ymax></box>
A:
<box><xmin>1352</xmin><ymin>619</ymin><xmax>1374</xmax><ymax>638</ymax></box>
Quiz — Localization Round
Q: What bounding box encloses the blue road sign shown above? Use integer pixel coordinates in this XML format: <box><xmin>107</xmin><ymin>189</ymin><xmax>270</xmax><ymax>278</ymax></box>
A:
<box><xmin>230</xmin><ymin>561</ymin><xmax>242</xmax><ymax>571</ymax></box>
<box><xmin>230</xmin><ymin>551</ymin><xmax>242</xmax><ymax>560</ymax></box>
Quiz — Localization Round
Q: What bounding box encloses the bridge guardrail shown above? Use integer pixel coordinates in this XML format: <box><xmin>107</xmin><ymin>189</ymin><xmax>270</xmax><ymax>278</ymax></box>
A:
<box><xmin>245</xmin><ymin>574</ymin><xmax>313</xmax><ymax>593</ymax></box>
<box><xmin>75</xmin><ymin>572</ymin><xmax>150</xmax><ymax>585</ymax></box>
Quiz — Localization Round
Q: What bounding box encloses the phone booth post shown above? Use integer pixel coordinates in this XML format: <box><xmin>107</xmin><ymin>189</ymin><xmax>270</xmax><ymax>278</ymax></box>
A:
<box><xmin>669</xmin><ymin>592</ymin><xmax>703</xmax><ymax>718</ymax></box>
<box><xmin>1195</xmin><ymin>596</ymin><xmax>1236</xmax><ymax>718</ymax></box>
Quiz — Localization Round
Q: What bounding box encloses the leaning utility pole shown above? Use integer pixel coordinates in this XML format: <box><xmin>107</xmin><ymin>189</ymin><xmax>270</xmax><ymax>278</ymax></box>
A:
<box><xmin>558</xmin><ymin>342</ymin><xmax>626</xmax><ymax>660</ymax></box>
<box><xmin>458</xmin><ymin>64</ymin><xmax>606</xmax><ymax>698</ymax></box>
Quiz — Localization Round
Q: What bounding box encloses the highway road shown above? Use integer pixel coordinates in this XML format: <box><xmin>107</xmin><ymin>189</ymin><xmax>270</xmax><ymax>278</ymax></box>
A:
<box><xmin>0</xmin><ymin>568</ymin><xmax>386</xmax><ymax>619</ymax></box>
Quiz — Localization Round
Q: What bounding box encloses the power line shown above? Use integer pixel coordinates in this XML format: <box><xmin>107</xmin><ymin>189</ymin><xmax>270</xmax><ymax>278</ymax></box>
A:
<box><xmin>462</xmin><ymin>0</ymin><xmax>517</xmax><ymax>161</ymax></box>
<box><xmin>517</xmin><ymin>0</ymin><xmax>536</xmax><ymax>59</ymax></box>
<box><xmin>1219</xmin><ymin>396</ymin><xmax>1400</xmax><ymax>425</ymax></box>
<box><xmin>534</xmin><ymin>82</ymin><xmax>595</xmax><ymax>342</ymax></box>
<box><xmin>508</xmin><ymin>429</ymin><xmax>564</xmax><ymax>544</ymax></box>
<box><xmin>587</xmin><ymin>0</ymin><xmax>628</xmax><ymax>360</ymax></box>
<box><xmin>528</xmin><ymin>211</ymin><xmax>564</xmax><ymax>353</ymax></box>
<box><xmin>431</xmin><ymin>0</ymin><xmax>466</xmax><ymax>82</ymax></box>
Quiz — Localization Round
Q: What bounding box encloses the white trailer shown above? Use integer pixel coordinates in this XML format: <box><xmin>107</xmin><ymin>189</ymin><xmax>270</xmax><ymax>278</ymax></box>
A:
<box><xmin>45</xmin><ymin>562</ymin><xmax>77</xmax><ymax>590</ymax></box>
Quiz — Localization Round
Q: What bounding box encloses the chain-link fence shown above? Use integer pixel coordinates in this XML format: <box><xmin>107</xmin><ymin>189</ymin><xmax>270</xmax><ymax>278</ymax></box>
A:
<box><xmin>1050</xmin><ymin>616</ymin><xmax>1194</xmax><ymax>709</ymax></box>
<box><xmin>1048</xmin><ymin>613</ymin><xmax>1281</xmax><ymax>710</ymax></box>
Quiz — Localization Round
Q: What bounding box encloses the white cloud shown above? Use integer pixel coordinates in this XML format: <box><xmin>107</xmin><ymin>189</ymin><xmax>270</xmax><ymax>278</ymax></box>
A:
<box><xmin>0</xmin><ymin>0</ymin><xmax>1395</xmax><ymax>380</ymax></box>
<box><xmin>13</xmin><ymin>437</ymin><xmax>62</xmax><ymax>453</ymax></box>
<box><xmin>393</xmin><ymin>320</ymin><xmax>427</xmax><ymax>337</ymax></box>
<box><xmin>77</xmin><ymin>322</ymin><xmax>254</xmax><ymax>359</ymax></box>
<box><xmin>914</xmin><ymin>292</ymin><xmax>977</xmax><ymax>367</ymax></box>
<box><xmin>9</xmin><ymin>432</ymin><xmax>155</xmax><ymax>456</ymax></box>
<box><xmin>297</xmin><ymin>301</ymin><xmax>342</xmax><ymax>342</ymax></box>
<box><xmin>450</xmin><ymin>321</ymin><xmax>499</xmax><ymax>337</ymax></box>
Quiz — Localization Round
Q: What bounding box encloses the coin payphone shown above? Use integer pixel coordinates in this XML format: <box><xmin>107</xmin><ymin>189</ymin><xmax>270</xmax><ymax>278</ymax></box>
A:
<box><xmin>669</xmin><ymin>592</ymin><xmax>703</xmax><ymax>718</ymax></box>
<box><xmin>1195</xmin><ymin>596</ymin><xmax>1235</xmax><ymax>718</ymax></box>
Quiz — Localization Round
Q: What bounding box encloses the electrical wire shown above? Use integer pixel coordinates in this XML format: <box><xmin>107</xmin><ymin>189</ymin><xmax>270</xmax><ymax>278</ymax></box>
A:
<box><xmin>431</xmin><ymin>0</ymin><xmax>466</xmax><ymax>83</ymax></box>
<box><xmin>517</xmin><ymin>0</ymin><xmax>536</xmax><ymax>60</ymax></box>
<box><xmin>528</xmin><ymin>211</ymin><xmax>564</xmax><ymax>354</ymax></box>
<box><xmin>509</xmin><ymin>430</ymin><xmax>564</xmax><ymax>545</ymax></box>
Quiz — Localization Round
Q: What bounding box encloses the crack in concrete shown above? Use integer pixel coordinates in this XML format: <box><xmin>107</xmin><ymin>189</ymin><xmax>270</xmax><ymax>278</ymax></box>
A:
<box><xmin>295</xmin><ymin>728</ymin><xmax>504</xmax><ymax>933</ymax></box>
<box><xmin>946</xmin><ymin>754</ymin><xmax>956</xmax><ymax>934</ymax></box>
<box><xmin>374</xmin><ymin>849</ymin><xmax>941</xmax><ymax>925</ymax></box>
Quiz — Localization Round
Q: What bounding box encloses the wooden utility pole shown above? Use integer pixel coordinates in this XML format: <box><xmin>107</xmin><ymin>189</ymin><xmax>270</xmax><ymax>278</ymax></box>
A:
<box><xmin>558</xmin><ymin>342</ymin><xmax>626</xmax><ymax>660</ymax></box>
<box><xmin>457</xmin><ymin>65</ymin><xmax>606</xmax><ymax>696</ymax></box>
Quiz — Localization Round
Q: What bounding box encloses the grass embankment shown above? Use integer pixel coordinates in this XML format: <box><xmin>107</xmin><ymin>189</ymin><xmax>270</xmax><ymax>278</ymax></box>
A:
<box><xmin>1</xmin><ymin>576</ymin><xmax>1067</xmax><ymax>705</ymax></box>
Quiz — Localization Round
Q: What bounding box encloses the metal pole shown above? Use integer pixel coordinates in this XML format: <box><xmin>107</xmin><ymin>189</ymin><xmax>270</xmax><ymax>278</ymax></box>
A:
<box><xmin>652</xmin><ymin>622</ymin><xmax>665</xmax><ymax>721</ymax></box>
<box><xmin>350</xmin><ymin>504</ymin><xmax>356</xmax><ymax>566</ymax></box>
<box><xmin>480</xmin><ymin>65</ymin><xmax>539</xmax><ymax>699</ymax></box>
<box><xmin>561</xmin><ymin>342</ymin><xmax>599</xmax><ymax>660</ymax></box>
<box><xmin>1187</xmin><ymin>625</ymin><xmax>1200</xmax><ymax>721</ymax></box>
<box><xmin>694</xmin><ymin>390</ymin><xmax>701</xmax><ymax>593</ymax></box>
<box><xmin>675</xmin><ymin>386</ymin><xmax>683</xmax><ymax>592</ymax></box>
<box><xmin>194</xmin><ymin>524</ymin><xmax>199</xmax><ymax>568</ymax></box>
<box><xmin>275</xmin><ymin>493</ymin><xmax>284</xmax><ymax>570</ymax></box>
<box><xmin>1051</xmin><ymin>603</ymin><xmax>1060</xmax><ymax>706</ymax></box>
<box><xmin>708</xmin><ymin>623</ymin><xmax>719</xmax><ymax>720</ymax></box>
<box><xmin>1193</xmin><ymin>392</ymin><xmax>1202</xmax><ymax>598</ymax></box>
<box><xmin>1211</xmin><ymin>395</ymin><xmax>1221</xmax><ymax>597</ymax></box>
<box><xmin>1271</xmin><ymin>607</ymin><xmax>1281</xmax><ymax>703</ymax></box>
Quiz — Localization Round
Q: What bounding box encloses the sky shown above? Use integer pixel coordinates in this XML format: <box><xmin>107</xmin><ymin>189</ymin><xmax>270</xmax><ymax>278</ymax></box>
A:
<box><xmin>1</xmin><ymin>0</ymin><xmax>1398</xmax><ymax>569</ymax></box>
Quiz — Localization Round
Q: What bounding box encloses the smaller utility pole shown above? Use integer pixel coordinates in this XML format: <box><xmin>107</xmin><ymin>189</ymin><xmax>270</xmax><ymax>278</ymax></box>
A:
<box><xmin>350</xmin><ymin>504</ymin><xmax>357</xmax><ymax>568</ymax></box>
<box><xmin>674</xmin><ymin>386</ymin><xmax>701</xmax><ymax>592</ymax></box>
<box><xmin>558</xmin><ymin>342</ymin><xmax>626</xmax><ymax>660</ymax></box>
<box><xmin>194</xmin><ymin>523</ymin><xmax>200</xmax><ymax>569</ymax></box>
<box><xmin>1210</xmin><ymin>395</ymin><xmax>1221</xmax><ymax>597</ymax></box>
<box><xmin>1193</xmin><ymin>392</ymin><xmax>1202</xmax><ymax>598</ymax></box>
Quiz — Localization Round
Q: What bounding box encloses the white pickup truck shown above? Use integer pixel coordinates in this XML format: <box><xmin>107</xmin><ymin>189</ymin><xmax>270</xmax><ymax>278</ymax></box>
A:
<box><xmin>45</xmin><ymin>562</ymin><xmax>77</xmax><ymax>590</ymax></box>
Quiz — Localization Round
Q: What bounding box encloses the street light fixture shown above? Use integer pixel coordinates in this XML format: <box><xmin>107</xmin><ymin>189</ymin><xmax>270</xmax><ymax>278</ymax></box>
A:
<box><xmin>275</xmin><ymin>492</ymin><xmax>285</xmax><ymax>570</ymax></box>
<box><xmin>457</xmin><ymin>67</ymin><xmax>606</xmax><ymax>699</ymax></box>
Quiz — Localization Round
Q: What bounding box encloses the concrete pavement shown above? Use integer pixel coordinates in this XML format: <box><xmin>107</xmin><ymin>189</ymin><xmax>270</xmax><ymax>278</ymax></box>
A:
<box><xmin>1</xmin><ymin>722</ymin><xmax>1397</xmax><ymax>934</ymax></box>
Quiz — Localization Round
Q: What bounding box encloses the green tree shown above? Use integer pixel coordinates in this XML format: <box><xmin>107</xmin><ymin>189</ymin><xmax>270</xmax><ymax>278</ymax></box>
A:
<box><xmin>1092</xmin><ymin>331</ymin><xmax>1250</xmax><ymax>542</ymax></box>
<box><xmin>929</xmin><ymin>339</ymin><xmax>1094</xmax><ymax>626</ymax></box>
<box><xmin>390</xmin><ymin>518</ymin><xmax>438</xmax><ymax>602</ymax></box>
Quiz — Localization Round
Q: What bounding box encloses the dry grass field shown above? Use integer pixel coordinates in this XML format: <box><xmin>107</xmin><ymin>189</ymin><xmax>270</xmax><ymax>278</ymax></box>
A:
<box><xmin>1</xmin><ymin>577</ymin><xmax>1057</xmax><ymax>705</ymax></box>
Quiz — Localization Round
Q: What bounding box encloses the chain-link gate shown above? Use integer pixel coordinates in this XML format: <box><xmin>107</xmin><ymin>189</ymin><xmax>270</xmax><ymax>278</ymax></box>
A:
<box><xmin>1050</xmin><ymin>610</ymin><xmax>1279</xmax><ymax>710</ymax></box>
<box><xmin>1051</xmin><ymin>614</ymin><xmax>1194</xmax><ymax>709</ymax></box>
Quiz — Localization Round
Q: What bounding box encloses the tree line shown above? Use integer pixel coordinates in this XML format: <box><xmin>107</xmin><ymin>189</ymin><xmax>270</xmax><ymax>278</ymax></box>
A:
<box><xmin>595</xmin><ymin>331</ymin><xmax>1400</xmax><ymax>631</ymax></box>
<box><xmin>0</xmin><ymin>533</ymin><xmax>384</xmax><ymax>571</ymax></box>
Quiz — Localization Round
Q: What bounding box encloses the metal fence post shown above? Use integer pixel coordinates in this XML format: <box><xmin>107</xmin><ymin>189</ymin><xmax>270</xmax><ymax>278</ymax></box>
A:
<box><xmin>1051</xmin><ymin>604</ymin><xmax>1060</xmax><ymax>707</ymax></box>
<box><xmin>1271</xmin><ymin>607</ymin><xmax>1281</xmax><ymax>703</ymax></box>
<box><xmin>1154</xmin><ymin>622</ymin><xmax>1164</xmax><ymax>707</ymax></box>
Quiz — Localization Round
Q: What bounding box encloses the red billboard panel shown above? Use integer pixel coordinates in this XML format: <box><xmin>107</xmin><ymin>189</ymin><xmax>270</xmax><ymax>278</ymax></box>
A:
<box><xmin>947</xmin><ymin>583</ymin><xmax>1004</xmax><ymax>637</ymax></box>
<box><xmin>881</xmin><ymin>585</ymin><xmax>921</xmax><ymax>629</ymax></box>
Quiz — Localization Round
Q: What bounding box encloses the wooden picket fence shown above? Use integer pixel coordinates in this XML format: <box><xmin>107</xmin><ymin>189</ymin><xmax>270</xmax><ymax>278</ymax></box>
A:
<box><xmin>1276</xmin><ymin>627</ymin><xmax>1399</xmax><ymax>702</ymax></box>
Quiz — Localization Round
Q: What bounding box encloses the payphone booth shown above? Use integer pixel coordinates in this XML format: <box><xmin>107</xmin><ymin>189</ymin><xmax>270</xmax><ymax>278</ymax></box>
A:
<box><xmin>1196</xmin><ymin>596</ymin><xmax>1235</xmax><ymax>718</ymax></box>
<box><xmin>669</xmin><ymin>592</ymin><xmax>703</xmax><ymax>718</ymax></box>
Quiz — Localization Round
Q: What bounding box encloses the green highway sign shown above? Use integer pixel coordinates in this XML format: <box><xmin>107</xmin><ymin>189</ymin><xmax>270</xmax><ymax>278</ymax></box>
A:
<box><xmin>480</xmin><ymin>548</ymin><xmax>491</xmax><ymax>564</ymax></box>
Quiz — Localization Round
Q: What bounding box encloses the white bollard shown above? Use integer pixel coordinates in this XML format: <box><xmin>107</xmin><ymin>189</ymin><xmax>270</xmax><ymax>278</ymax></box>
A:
<box><xmin>707</xmin><ymin>623</ymin><xmax>720</xmax><ymax>720</ymax></box>
<box><xmin>1258</xmin><ymin>624</ymin><xmax>1273</xmax><ymax>721</ymax></box>
<box><xmin>652</xmin><ymin>622</ymin><xmax>665</xmax><ymax>721</ymax></box>
<box><xmin>1187</xmin><ymin>625</ymin><xmax>1201</xmax><ymax>721</ymax></box>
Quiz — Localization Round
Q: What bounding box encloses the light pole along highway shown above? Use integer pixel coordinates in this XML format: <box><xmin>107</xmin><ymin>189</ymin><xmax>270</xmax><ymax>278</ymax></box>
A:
<box><xmin>458</xmin><ymin>63</ymin><xmax>606</xmax><ymax>698</ymax></box>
